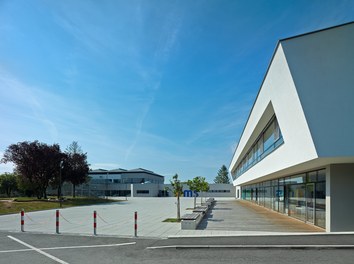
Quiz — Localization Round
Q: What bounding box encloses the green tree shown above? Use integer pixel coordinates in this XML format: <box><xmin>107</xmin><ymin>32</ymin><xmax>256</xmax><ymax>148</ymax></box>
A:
<box><xmin>16</xmin><ymin>175</ymin><xmax>35</xmax><ymax>197</ymax></box>
<box><xmin>170</xmin><ymin>174</ymin><xmax>183</xmax><ymax>220</ymax></box>
<box><xmin>214</xmin><ymin>165</ymin><xmax>230</xmax><ymax>184</ymax></box>
<box><xmin>187</xmin><ymin>176</ymin><xmax>209</xmax><ymax>205</ymax></box>
<box><xmin>199</xmin><ymin>177</ymin><xmax>210</xmax><ymax>204</ymax></box>
<box><xmin>0</xmin><ymin>173</ymin><xmax>18</xmax><ymax>197</ymax></box>
<box><xmin>187</xmin><ymin>177</ymin><xmax>201</xmax><ymax>208</ymax></box>
<box><xmin>66</xmin><ymin>141</ymin><xmax>82</xmax><ymax>155</ymax></box>
<box><xmin>63</xmin><ymin>141</ymin><xmax>89</xmax><ymax>198</ymax></box>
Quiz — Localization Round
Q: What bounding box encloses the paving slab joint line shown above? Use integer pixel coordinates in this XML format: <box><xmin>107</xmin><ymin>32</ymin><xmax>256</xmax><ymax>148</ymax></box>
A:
<box><xmin>146</xmin><ymin>245</ymin><xmax>354</xmax><ymax>250</ymax></box>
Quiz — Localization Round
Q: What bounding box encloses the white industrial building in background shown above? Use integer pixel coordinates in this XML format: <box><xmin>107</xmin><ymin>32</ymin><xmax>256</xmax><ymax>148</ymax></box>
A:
<box><xmin>69</xmin><ymin>168</ymin><xmax>235</xmax><ymax>198</ymax></box>
<box><xmin>229</xmin><ymin>22</ymin><xmax>354</xmax><ymax>232</ymax></box>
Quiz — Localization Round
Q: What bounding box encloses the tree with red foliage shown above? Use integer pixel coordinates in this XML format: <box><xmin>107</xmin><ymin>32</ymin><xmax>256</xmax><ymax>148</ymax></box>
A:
<box><xmin>1</xmin><ymin>141</ymin><xmax>62</xmax><ymax>199</ymax></box>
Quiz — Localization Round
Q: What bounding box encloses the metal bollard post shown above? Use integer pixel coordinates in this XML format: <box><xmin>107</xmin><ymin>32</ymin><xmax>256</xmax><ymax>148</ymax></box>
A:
<box><xmin>93</xmin><ymin>210</ymin><xmax>97</xmax><ymax>235</ymax></box>
<box><xmin>56</xmin><ymin>210</ymin><xmax>60</xmax><ymax>234</ymax></box>
<box><xmin>21</xmin><ymin>209</ymin><xmax>24</xmax><ymax>232</ymax></box>
<box><xmin>134</xmin><ymin>211</ymin><xmax>137</xmax><ymax>237</ymax></box>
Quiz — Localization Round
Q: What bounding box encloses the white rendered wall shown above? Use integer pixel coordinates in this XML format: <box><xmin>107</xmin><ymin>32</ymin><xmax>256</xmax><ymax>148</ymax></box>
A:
<box><xmin>236</xmin><ymin>186</ymin><xmax>241</xmax><ymax>199</ymax></box>
<box><xmin>230</xmin><ymin>44</ymin><xmax>318</xmax><ymax>186</ymax></box>
<box><xmin>205</xmin><ymin>184</ymin><xmax>236</xmax><ymax>197</ymax></box>
<box><xmin>131</xmin><ymin>183</ymin><xmax>160</xmax><ymax>197</ymax></box>
<box><xmin>282</xmin><ymin>24</ymin><xmax>354</xmax><ymax>158</ymax></box>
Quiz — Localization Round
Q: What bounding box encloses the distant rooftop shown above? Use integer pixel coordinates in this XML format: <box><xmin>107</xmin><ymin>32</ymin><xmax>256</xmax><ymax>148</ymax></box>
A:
<box><xmin>129</xmin><ymin>168</ymin><xmax>154</xmax><ymax>173</ymax></box>
<box><xmin>89</xmin><ymin>168</ymin><xmax>164</xmax><ymax>178</ymax></box>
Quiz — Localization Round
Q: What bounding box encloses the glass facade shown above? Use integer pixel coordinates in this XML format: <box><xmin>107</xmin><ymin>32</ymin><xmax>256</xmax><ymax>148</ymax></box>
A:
<box><xmin>241</xmin><ymin>169</ymin><xmax>326</xmax><ymax>229</ymax></box>
<box><xmin>232</xmin><ymin>116</ymin><xmax>284</xmax><ymax>180</ymax></box>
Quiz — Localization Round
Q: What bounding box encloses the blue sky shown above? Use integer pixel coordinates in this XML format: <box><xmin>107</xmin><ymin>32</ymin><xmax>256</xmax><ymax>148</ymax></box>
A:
<box><xmin>1</xmin><ymin>0</ymin><xmax>354</xmax><ymax>182</ymax></box>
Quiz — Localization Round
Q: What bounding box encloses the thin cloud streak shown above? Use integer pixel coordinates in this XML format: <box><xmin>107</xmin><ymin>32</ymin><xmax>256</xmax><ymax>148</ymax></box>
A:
<box><xmin>124</xmin><ymin>94</ymin><xmax>156</xmax><ymax>162</ymax></box>
<box><xmin>124</xmin><ymin>6</ymin><xmax>184</xmax><ymax>161</ymax></box>
<box><xmin>0</xmin><ymin>70</ymin><xmax>58</xmax><ymax>141</ymax></box>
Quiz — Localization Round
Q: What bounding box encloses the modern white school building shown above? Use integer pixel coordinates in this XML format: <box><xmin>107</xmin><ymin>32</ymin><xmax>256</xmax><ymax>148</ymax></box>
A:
<box><xmin>229</xmin><ymin>22</ymin><xmax>354</xmax><ymax>232</ymax></box>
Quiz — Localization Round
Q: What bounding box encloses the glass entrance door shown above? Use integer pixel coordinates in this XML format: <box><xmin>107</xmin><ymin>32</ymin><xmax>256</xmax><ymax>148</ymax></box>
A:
<box><xmin>306</xmin><ymin>184</ymin><xmax>315</xmax><ymax>224</ymax></box>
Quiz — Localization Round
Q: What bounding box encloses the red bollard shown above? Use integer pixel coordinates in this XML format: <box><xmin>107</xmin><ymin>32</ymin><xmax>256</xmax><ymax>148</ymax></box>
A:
<box><xmin>134</xmin><ymin>211</ymin><xmax>137</xmax><ymax>237</ymax></box>
<box><xmin>56</xmin><ymin>210</ymin><xmax>60</xmax><ymax>234</ymax></box>
<box><xmin>21</xmin><ymin>209</ymin><xmax>24</xmax><ymax>232</ymax></box>
<box><xmin>93</xmin><ymin>211</ymin><xmax>97</xmax><ymax>235</ymax></box>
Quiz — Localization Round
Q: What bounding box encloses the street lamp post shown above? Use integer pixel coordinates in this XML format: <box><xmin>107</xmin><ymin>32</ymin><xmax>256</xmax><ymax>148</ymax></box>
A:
<box><xmin>59</xmin><ymin>160</ymin><xmax>63</xmax><ymax>208</ymax></box>
<box><xmin>106</xmin><ymin>172</ymin><xmax>108</xmax><ymax>199</ymax></box>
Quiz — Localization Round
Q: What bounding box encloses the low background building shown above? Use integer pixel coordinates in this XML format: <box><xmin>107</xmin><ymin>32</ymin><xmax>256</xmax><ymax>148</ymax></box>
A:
<box><xmin>61</xmin><ymin>168</ymin><xmax>235</xmax><ymax>198</ymax></box>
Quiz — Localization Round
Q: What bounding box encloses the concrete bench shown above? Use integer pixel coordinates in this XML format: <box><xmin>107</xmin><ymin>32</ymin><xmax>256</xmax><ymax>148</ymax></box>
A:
<box><xmin>201</xmin><ymin>201</ymin><xmax>213</xmax><ymax>208</ymax></box>
<box><xmin>193</xmin><ymin>206</ymin><xmax>208</xmax><ymax>215</ymax></box>
<box><xmin>206</xmin><ymin>198</ymin><xmax>215</xmax><ymax>205</ymax></box>
<box><xmin>195</xmin><ymin>205</ymin><xmax>208</xmax><ymax>210</ymax></box>
<box><xmin>181</xmin><ymin>213</ymin><xmax>203</xmax><ymax>230</ymax></box>
<box><xmin>202</xmin><ymin>198</ymin><xmax>215</xmax><ymax>208</ymax></box>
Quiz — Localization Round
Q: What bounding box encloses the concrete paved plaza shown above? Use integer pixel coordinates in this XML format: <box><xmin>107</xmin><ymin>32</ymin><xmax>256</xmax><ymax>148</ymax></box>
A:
<box><xmin>0</xmin><ymin>198</ymin><xmax>323</xmax><ymax>238</ymax></box>
<box><xmin>197</xmin><ymin>199</ymin><xmax>323</xmax><ymax>233</ymax></box>
<box><xmin>0</xmin><ymin>198</ymin><xmax>195</xmax><ymax>238</ymax></box>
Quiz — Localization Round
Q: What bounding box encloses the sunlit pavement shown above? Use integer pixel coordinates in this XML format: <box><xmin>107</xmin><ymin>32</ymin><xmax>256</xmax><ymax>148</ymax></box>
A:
<box><xmin>0</xmin><ymin>197</ymin><xmax>324</xmax><ymax>238</ymax></box>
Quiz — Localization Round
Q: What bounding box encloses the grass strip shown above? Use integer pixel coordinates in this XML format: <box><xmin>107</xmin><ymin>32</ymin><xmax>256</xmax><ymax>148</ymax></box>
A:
<box><xmin>0</xmin><ymin>197</ymin><xmax>119</xmax><ymax>215</ymax></box>
<box><xmin>162</xmin><ymin>218</ymin><xmax>181</xmax><ymax>223</ymax></box>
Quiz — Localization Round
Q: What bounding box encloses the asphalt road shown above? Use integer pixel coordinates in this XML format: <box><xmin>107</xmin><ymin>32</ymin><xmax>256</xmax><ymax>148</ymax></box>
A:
<box><xmin>1</xmin><ymin>231</ymin><xmax>354</xmax><ymax>264</ymax></box>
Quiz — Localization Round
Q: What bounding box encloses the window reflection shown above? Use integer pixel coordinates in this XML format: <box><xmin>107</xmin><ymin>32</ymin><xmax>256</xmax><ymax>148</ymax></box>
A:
<box><xmin>241</xmin><ymin>169</ymin><xmax>326</xmax><ymax>229</ymax></box>
<box><xmin>232</xmin><ymin>116</ymin><xmax>284</xmax><ymax>180</ymax></box>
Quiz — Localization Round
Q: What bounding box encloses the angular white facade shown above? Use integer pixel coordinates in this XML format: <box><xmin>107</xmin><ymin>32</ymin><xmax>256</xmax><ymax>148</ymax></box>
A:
<box><xmin>229</xmin><ymin>22</ymin><xmax>354</xmax><ymax>232</ymax></box>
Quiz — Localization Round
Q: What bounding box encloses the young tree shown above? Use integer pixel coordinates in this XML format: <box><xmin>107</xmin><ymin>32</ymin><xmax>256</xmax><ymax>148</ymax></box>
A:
<box><xmin>187</xmin><ymin>177</ymin><xmax>201</xmax><ymax>209</ymax></box>
<box><xmin>214</xmin><ymin>165</ymin><xmax>230</xmax><ymax>184</ymax></box>
<box><xmin>0</xmin><ymin>173</ymin><xmax>18</xmax><ymax>197</ymax></box>
<box><xmin>187</xmin><ymin>176</ymin><xmax>209</xmax><ymax>205</ymax></box>
<box><xmin>170</xmin><ymin>174</ymin><xmax>183</xmax><ymax>220</ymax></box>
<box><xmin>63</xmin><ymin>141</ymin><xmax>89</xmax><ymax>198</ymax></box>
<box><xmin>199</xmin><ymin>177</ymin><xmax>210</xmax><ymax>204</ymax></box>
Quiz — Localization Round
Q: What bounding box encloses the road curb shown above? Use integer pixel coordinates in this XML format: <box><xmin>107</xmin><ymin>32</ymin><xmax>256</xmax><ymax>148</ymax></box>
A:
<box><xmin>147</xmin><ymin>244</ymin><xmax>354</xmax><ymax>250</ymax></box>
<box><xmin>168</xmin><ymin>231</ymin><xmax>354</xmax><ymax>239</ymax></box>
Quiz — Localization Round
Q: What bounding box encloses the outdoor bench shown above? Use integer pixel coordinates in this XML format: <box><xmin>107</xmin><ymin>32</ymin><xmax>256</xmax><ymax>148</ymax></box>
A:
<box><xmin>192</xmin><ymin>206</ymin><xmax>208</xmax><ymax>215</ymax></box>
<box><xmin>180</xmin><ymin>213</ymin><xmax>203</xmax><ymax>230</ymax></box>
